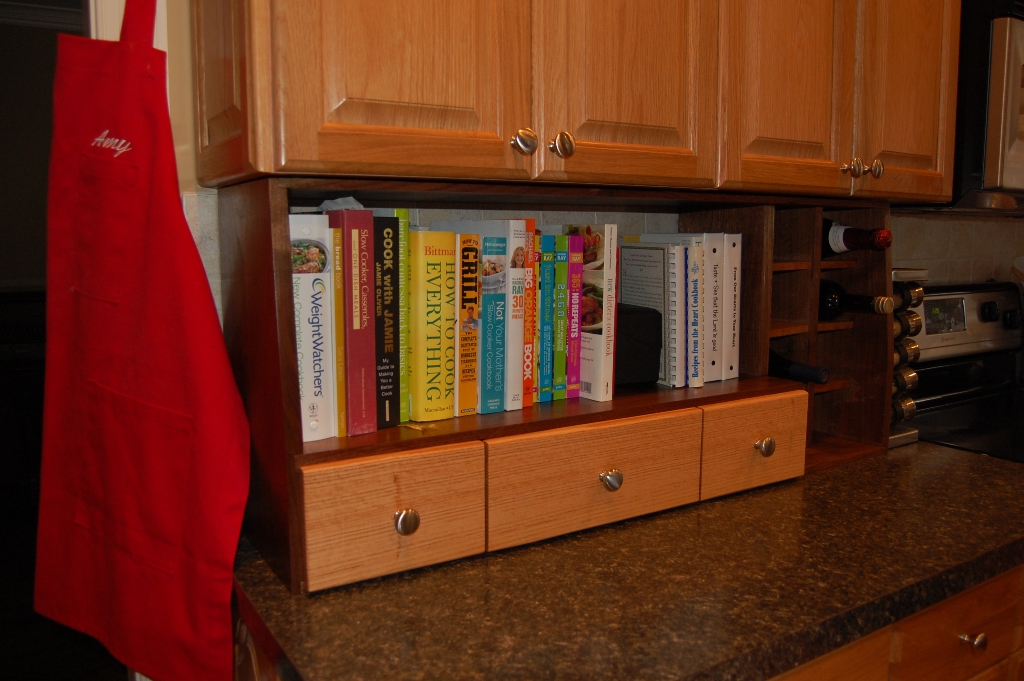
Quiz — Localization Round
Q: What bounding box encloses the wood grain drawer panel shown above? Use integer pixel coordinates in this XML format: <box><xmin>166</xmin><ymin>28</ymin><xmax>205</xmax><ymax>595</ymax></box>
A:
<box><xmin>771</xmin><ymin>626</ymin><xmax>893</xmax><ymax>681</ymax></box>
<box><xmin>966</xmin><ymin>659</ymin><xmax>1010</xmax><ymax>681</ymax></box>
<box><xmin>699</xmin><ymin>391</ymin><xmax>807</xmax><ymax>500</ymax></box>
<box><xmin>893</xmin><ymin>568</ymin><xmax>1023</xmax><ymax>681</ymax></box>
<box><xmin>486</xmin><ymin>409</ymin><xmax>703</xmax><ymax>551</ymax></box>
<box><xmin>301</xmin><ymin>442</ymin><xmax>485</xmax><ymax>591</ymax></box>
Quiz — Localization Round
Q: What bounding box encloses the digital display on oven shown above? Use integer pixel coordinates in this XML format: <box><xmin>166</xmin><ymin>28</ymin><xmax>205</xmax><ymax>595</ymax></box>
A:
<box><xmin>924</xmin><ymin>298</ymin><xmax>967</xmax><ymax>335</ymax></box>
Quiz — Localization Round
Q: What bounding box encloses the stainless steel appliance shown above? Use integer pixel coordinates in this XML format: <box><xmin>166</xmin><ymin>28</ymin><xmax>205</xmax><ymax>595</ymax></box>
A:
<box><xmin>953</xmin><ymin>3</ymin><xmax>1024</xmax><ymax>208</ymax></box>
<box><xmin>909</xmin><ymin>283</ymin><xmax>1024</xmax><ymax>462</ymax></box>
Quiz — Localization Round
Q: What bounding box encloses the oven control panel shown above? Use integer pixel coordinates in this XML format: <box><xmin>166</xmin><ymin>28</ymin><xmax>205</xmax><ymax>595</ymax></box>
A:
<box><xmin>917</xmin><ymin>283</ymin><xmax>1022</xmax><ymax>362</ymax></box>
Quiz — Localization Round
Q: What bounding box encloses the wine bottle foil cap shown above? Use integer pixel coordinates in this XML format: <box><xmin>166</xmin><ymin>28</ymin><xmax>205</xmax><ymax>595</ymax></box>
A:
<box><xmin>874</xmin><ymin>296</ymin><xmax>895</xmax><ymax>314</ymax></box>
<box><xmin>872</xmin><ymin>229</ymin><xmax>893</xmax><ymax>249</ymax></box>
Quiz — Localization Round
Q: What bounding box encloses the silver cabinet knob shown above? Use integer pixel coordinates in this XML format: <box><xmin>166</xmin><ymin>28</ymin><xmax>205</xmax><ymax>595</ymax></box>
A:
<box><xmin>754</xmin><ymin>437</ymin><xmax>776</xmax><ymax>457</ymax></box>
<box><xmin>548</xmin><ymin>131</ymin><xmax>576</xmax><ymax>158</ymax></box>
<box><xmin>870</xmin><ymin>158</ymin><xmax>884</xmax><ymax>178</ymax></box>
<box><xmin>394</xmin><ymin>509</ymin><xmax>420</xmax><ymax>536</ymax></box>
<box><xmin>599</xmin><ymin>469</ymin><xmax>623</xmax><ymax>491</ymax></box>
<box><xmin>509</xmin><ymin>128</ymin><xmax>539</xmax><ymax>156</ymax></box>
<box><xmin>840</xmin><ymin>157</ymin><xmax>866</xmax><ymax>177</ymax></box>
<box><xmin>959</xmin><ymin>633</ymin><xmax>988</xmax><ymax>651</ymax></box>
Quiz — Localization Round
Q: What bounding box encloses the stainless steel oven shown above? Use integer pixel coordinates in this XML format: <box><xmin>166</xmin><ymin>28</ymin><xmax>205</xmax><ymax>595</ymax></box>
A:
<box><xmin>907</xmin><ymin>283</ymin><xmax>1024</xmax><ymax>462</ymax></box>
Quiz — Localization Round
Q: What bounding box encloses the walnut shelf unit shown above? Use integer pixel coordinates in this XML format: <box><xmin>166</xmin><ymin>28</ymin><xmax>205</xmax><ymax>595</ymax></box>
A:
<box><xmin>219</xmin><ymin>178</ymin><xmax>893</xmax><ymax>593</ymax></box>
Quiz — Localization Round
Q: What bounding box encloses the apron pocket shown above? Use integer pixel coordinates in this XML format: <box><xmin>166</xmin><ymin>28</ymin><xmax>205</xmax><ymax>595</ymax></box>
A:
<box><xmin>72</xmin><ymin>153</ymin><xmax>141</xmax><ymax>303</ymax></box>
<box><xmin>75</xmin><ymin>380</ymin><xmax>193</xmax><ymax>575</ymax></box>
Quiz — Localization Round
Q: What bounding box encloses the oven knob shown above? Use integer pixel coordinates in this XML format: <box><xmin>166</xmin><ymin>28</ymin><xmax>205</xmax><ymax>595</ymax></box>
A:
<box><xmin>981</xmin><ymin>301</ymin><xmax>1001</xmax><ymax>322</ymax></box>
<box><xmin>1004</xmin><ymin>309</ymin><xmax>1021</xmax><ymax>329</ymax></box>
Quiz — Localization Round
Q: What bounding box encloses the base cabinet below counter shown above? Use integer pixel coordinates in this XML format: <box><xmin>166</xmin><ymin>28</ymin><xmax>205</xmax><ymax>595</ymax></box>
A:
<box><xmin>772</xmin><ymin>567</ymin><xmax>1024</xmax><ymax>681</ymax></box>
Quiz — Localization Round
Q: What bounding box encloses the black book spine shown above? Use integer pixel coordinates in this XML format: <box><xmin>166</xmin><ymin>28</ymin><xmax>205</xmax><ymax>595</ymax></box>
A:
<box><xmin>374</xmin><ymin>217</ymin><xmax>400</xmax><ymax>428</ymax></box>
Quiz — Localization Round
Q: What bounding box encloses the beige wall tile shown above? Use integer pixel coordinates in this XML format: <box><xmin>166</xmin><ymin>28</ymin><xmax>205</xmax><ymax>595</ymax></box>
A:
<box><xmin>891</xmin><ymin>259</ymin><xmax>950</xmax><ymax>284</ymax></box>
<box><xmin>948</xmin><ymin>223</ymin><xmax>973</xmax><ymax>258</ymax></box>
<box><xmin>948</xmin><ymin>260</ymin><xmax>972</xmax><ymax>284</ymax></box>
<box><xmin>480</xmin><ymin>210</ymin><xmax>543</xmax><ymax>222</ymax></box>
<box><xmin>892</xmin><ymin>217</ymin><xmax>949</xmax><ymax>261</ymax></box>
<box><xmin>596</xmin><ymin>211</ymin><xmax>645</xmax><ymax>236</ymax></box>
<box><xmin>540</xmin><ymin>211</ymin><xmax>597</xmax><ymax>228</ymax></box>
<box><xmin>971</xmin><ymin>260</ymin><xmax>995</xmax><ymax>282</ymax></box>
<box><xmin>645</xmin><ymin>213</ymin><xmax>680</xmax><ymax>234</ymax></box>
<box><xmin>417</xmin><ymin>209</ymin><xmax>483</xmax><ymax>229</ymax></box>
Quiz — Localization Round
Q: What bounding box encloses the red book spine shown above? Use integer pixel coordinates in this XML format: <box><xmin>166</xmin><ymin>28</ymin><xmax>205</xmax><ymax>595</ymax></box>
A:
<box><xmin>331</xmin><ymin>209</ymin><xmax>377</xmax><ymax>436</ymax></box>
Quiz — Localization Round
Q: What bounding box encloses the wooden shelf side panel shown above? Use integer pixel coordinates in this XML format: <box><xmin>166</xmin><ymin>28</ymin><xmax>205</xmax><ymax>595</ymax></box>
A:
<box><xmin>680</xmin><ymin>205</ymin><xmax>775</xmax><ymax>377</ymax></box>
<box><xmin>219</xmin><ymin>178</ymin><xmax>307</xmax><ymax>593</ymax></box>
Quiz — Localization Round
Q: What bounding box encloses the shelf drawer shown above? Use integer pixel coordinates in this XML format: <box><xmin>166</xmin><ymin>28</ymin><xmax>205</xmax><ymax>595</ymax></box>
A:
<box><xmin>892</xmin><ymin>568</ymin><xmax>1023</xmax><ymax>681</ymax></box>
<box><xmin>771</xmin><ymin>626</ymin><xmax>892</xmax><ymax>681</ymax></box>
<box><xmin>486</xmin><ymin>408</ymin><xmax>703</xmax><ymax>551</ymax></box>
<box><xmin>699</xmin><ymin>390</ymin><xmax>807</xmax><ymax>500</ymax></box>
<box><xmin>301</xmin><ymin>442</ymin><xmax>486</xmax><ymax>591</ymax></box>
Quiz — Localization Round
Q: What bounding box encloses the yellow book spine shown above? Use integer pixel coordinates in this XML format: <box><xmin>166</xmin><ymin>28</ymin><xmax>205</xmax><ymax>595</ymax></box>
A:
<box><xmin>409</xmin><ymin>231</ymin><xmax>457</xmax><ymax>421</ymax></box>
<box><xmin>331</xmin><ymin>227</ymin><xmax>347</xmax><ymax>436</ymax></box>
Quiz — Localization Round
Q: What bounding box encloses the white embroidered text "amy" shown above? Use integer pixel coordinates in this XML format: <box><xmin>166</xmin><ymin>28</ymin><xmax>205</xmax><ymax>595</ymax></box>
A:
<box><xmin>91</xmin><ymin>130</ymin><xmax>132</xmax><ymax>157</ymax></box>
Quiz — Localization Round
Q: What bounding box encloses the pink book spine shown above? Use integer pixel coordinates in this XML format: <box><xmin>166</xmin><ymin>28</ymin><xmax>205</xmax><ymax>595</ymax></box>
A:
<box><xmin>566</xmin><ymin>235</ymin><xmax>584</xmax><ymax>399</ymax></box>
<box><xmin>333</xmin><ymin>209</ymin><xmax>378</xmax><ymax>436</ymax></box>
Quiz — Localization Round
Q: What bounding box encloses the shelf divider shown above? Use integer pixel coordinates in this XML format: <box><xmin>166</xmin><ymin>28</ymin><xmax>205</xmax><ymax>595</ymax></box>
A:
<box><xmin>769</xmin><ymin>319</ymin><xmax>810</xmax><ymax>338</ymax></box>
<box><xmin>772</xmin><ymin>260</ymin><xmax>812</xmax><ymax>272</ymax></box>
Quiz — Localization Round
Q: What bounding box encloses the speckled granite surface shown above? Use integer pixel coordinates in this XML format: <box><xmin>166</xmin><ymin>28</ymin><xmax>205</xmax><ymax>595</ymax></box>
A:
<box><xmin>234</xmin><ymin>443</ymin><xmax>1024</xmax><ymax>680</ymax></box>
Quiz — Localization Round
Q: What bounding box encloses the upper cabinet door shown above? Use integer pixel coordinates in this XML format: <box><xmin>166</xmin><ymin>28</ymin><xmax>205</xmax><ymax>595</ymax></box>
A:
<box><xmin>718</xmin><ymin>0</ymin><xmax>857</xmax><ymax>195</ymax></box>
<box><xmin>532</xmin><ymin>0</ymin><xmax>717</xmax><ymax>187</ymax></box>
<box><xmin>270</xmin><ymin>0</ymin><xmax>532</xmax><ymax>181</ymax></box>
<box><xmin>852</xmin><ymin>0</ymin><xmax>960</xmax><ymax>200</ymax></box>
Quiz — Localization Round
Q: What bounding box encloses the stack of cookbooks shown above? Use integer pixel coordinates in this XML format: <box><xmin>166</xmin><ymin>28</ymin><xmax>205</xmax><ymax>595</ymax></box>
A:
<box><xmin>289</xmin><ymin>209</ymin><xmax>618</xmax><ymax>442</ymax></box>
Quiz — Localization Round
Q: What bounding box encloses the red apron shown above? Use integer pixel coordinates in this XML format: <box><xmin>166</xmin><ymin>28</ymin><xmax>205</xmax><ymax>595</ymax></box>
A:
<box><xmin>35</xmin><ymin>0</ymin><xmax>250</xmax><ymax>678</ymax></box>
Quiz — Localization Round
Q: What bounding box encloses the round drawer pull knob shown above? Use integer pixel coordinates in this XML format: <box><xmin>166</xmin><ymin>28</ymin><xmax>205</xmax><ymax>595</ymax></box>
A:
<box><xmin>599</xmin><ymin>469</ymin><xmax>623</xmax><ymax>492</ymax></box>
<box><xmin>394</xmin><ymin>509</ymin><xmax>421</xmax><ymax>536</ymax></box>
<box><xmin>548</xmin><ymin>131</ymin><xmax>577</xmax><ymax>158</ymax></box>
<box><xmin>959</xmin><ymin>632</ymin><xmax>988</xmax><ymax>651</ymax></box>
<box><xmin>754</xmin><ymin>437</ymin><xmax>776</xmax><ymax>457</ymax></box>
<box><xmin>509</xmin><ymin>127</ymin><xmax>539</xmax><ymax>156</ymax></box>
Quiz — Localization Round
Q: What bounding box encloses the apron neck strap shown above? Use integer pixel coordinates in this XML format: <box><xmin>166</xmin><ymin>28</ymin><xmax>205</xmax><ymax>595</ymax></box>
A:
<box><xmin>119</xmin><ymin>0</ymin><xmax>157</xmax><ymax>46</ymax></box>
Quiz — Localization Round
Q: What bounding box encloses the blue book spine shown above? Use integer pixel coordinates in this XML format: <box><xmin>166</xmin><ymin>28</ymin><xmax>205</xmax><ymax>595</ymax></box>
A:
<box><xmin>538</xmin><ymin>235</ymin><xmax>556</xmax><ymax>403</ymax></box>
<box><xmin>478</xmin><ymin>236</ymin><xmax>507</xmax><ymax>414</ymax></box>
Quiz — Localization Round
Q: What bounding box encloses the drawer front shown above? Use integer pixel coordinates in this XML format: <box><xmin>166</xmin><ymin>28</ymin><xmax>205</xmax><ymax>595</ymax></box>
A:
<box><xmin>301</xmin><ymin>442</ymin><xmax>485</xmax><ymax>591</ymax></box>
<box><xmin>965</xmin><ymin>659</ymin><xmax>1009</xmax><ymax>681</ymax></box>
<box><xmin>699</xmin><ymin>390</ymin><xmax>807</xmax><ymax>500</ymax></box>
<box><xmin>893</xmin><ymin>568</ymin><xmax>1023</xmax><ymax>681</ymax></box>
<box><xmin>486</xmin><ymin>408</ymin><xmax>703</xmax><ymax>551</ymax></box>
<box><xmin>771</xmin><ymin>626</ymin><xmax>893</xmax><ymax>681</ymax></box>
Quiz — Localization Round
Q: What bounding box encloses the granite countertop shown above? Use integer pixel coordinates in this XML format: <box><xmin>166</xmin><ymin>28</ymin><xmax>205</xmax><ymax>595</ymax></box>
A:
<box><xmin>234</xmin><ymin>443</ymin><xmax>1024</xmax><ymax>680</ymax></box>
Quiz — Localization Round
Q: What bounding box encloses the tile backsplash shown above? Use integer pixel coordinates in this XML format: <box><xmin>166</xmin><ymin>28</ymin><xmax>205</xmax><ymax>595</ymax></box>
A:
<box><xmin>411</xmin><ymin>209</ymin><xmax>679</xmax><ymax>236</ymax></box>
<box><xmin>891</xmin><ymin>214</ymin><xmax>1024</xmax><ymax>284</ymax></box>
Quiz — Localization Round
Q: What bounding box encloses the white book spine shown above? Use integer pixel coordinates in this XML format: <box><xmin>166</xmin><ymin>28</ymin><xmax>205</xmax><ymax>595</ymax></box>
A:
<box><xmin>505</xmin><ymin>267</ymin><xmax>525</xmax><ymax>410</ymax></box>
<box><xmin>579</xmin><ymin>224</ymin><xmax>617</xmax><ymax>401</ymax></box>
<box><xmin>289</xmin><ymin>214</ymin><xmax>337</xmax><ymax>441</ymax></box>
<box><xmin>684</xmin><ymin>240</ymin><xmax>704</xmax><ymax>387</ymax></box>
<box><xmin>723</xmin><ymin>234</ymin><xmax>742</xmax><ymax>380</ymax></box>
<box><xmin>704</xmin><ymin>233</ymin><xmax>725</xmax><ymax>382</ymax></box>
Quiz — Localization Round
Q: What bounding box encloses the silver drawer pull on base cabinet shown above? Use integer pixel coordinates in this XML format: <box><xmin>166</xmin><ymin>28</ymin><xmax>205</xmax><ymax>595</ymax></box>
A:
<box><xmin>599</xmin><ymin>469</ymin><xmax>623</xmax><ymax>492</ymax></box>
<box><xmin>958</xmin><ymin>632</ymin><xmax>987</xmax><ymax>651</ymax></box>
<box><xmin>754</xmin><ymin>437</ymin><xmax>776</xmax><ymax>457</ymax></box>
<box><xmin>394</xmin><ymin>509</ymin><xmax>421</xmax><ymax>536</ymax></box>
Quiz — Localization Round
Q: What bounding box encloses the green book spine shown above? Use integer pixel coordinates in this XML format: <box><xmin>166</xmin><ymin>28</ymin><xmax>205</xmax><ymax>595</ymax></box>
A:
<box><xmin>553</xmin><ymin>235</ymin><xmax>569</xmax><ymax>400</ymax></box>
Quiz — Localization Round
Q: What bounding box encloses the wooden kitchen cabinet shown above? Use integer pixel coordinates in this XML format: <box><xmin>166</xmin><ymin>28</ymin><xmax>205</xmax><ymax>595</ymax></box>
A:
<box><xmin>771</xmin><ymin>626</ymin><xmax>893</xmax><ymax>681</ymax></box>
<box><xmin>852</xmin><ymin>0</ymin><xmax>961</xmax><ymax>200</ymax></box>
<box><xmin>194</xmin><ymin>0</ymin><xmax>532</xmax><ymax>186</ymax></box>
<box><xmin>531</xmin><ymin>0</ymin><xmax>718</xmax><ymax>187</ymax></box>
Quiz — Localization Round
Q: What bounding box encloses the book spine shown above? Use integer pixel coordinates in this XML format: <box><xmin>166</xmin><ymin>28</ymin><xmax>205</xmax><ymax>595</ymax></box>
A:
<box><xmin>397</xmin><ymin>210</ymin><xmax>410</xmax><ymax>421</ymax></box>
<box><xmin>532</xmin><ymin>232</ymin><xmax>542</xmax><ymax>403</ymax></box>
<box><xmin>330</xmin><ymin>227</ymin><xmax>347</xmax><ymax>436</ymax></box>
<box><xmin>704</xmin><ymin>233</ymin><xmax>725</xmax><ymax>383</ymax></box>
<box><xmin>724</xmin><ymin>234</ymin><xmax>742</xmax><ymax>380</ymax></box>
<box><xmin>553</xmin><ymin>235</ymin><xmax>569</xmax><ymax>401</ymax></box>
<box><xmin>409</xmin><ymin>231</ymin><xmax>456</xmax><ymax>421</ymax></box>
<box><xmin>291</xmin><ymin>214</ymin><xmax>337</xmax><ymax>441</ymax></box>
<box><xmin>340</xmin><ymin>210</ymin><xmax>378</xmax><ymax>435</ymax></box>
<box><xmin>668</xmin><ymin>246</ymin><xmax>685</xmax><ymax>388</ymax></box>
<box><xmin>577</xmin><ymin>224</ymin><xmax>617</xmax><ymax>402</ymax></box>
<box><xmin>505</xmin><ymin>267</ymin><xmax>525</xmax><ymax>411</ymax></box>
<box><xmin>522</xmin><ymin>220</ymin><xmax>536</xmax><ymax>408</ymax></box>
<box><xmin>478</xmin><ymin>235</ymin><xmax>507</xmax><ymax>414</ymax></box>
<box><xmin>457</xmin><ymin>234</ymin><xmax>480</xmax><ymax>416</ymax></box>
<box><xmin>538</xmin><ymin>235</ymin><xmax>555</xmax><ymax>403</ymax></box>
<box><xmin>686</xmin><ymin>242</ymin><xmax>705</xmax><ymax>388</ymax></box>
<box><xmin>373</xmin><ymin>217</ymin><xmax>399</xmax><ymax>428</ymax></box>
<box><xmin>566</xmin><ymin>235</ymin><xmax>583</xmax><ymax>399</ymax></box>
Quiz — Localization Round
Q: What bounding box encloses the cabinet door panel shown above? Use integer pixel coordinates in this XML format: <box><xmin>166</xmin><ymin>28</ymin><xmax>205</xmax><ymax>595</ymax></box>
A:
<box><xmin>719</xmin><ymin>0</ymin><xmax>856</xmax><ymax>194</ymax></box>
<box><xmin>533</xmin><ymin>0</ymin><xmax>717</xmax><ymax>186</ymax></box>
<box><xmin>854</xmin><ymin>0</ymin><xmax>960</xmax><ymax>200</ymax></box>
<box><xmin>273</xmin><ymin>0</ymin><xmax>531</xmax><ymax>180</ymax></box>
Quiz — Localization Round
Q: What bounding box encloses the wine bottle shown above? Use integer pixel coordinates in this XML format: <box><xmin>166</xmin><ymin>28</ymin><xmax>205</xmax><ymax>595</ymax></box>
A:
<box><xmin>818</xmin><ymin>280</ymin><xmax>894</xmax><ymax>321</ymax></box>
<box><xmin>892</xmin><ymin>282</ymin><xmax>924</xmax><ymax>311</ymax></box>
<box><xmin>768</xmin><ymin>350</ymin><xmax>830</xmax><ymax>384</ymax></box>
<box><xmin>822</xmin><ymin>219</ymin><xmax>892</xmax><ymax>259</ymax></box>
<box><xmin>892</xmin><ymin>310</ymin><xmax>923</xmax><ymax>339</ymax></box>
<box><xmin>893</xmin><ymin>366</ymin><xmax>919</xmax><ymax>393</ymax></box>
<box><xmin>893</xmin><ymin>337</ymin><xmax>920</xmax><ymax>367</ymax></box>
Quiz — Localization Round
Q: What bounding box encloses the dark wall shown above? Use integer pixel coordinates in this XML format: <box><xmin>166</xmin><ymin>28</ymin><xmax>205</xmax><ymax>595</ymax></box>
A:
<box><xmin>0</xmin><ymin>23</ymin><xmax>59</xmax><ymax>291</ymax></box>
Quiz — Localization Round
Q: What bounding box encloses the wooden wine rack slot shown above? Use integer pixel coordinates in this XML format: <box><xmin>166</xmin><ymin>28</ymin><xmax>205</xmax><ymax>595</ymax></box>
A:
<box><xmin>769</xmin><ymin>319</ymin><xmax>810</xmax><ymax>338</ymax></box>
<box><xmin>772</xmin><ymin>261</ymin><xmax>812</xmax><ymax>272</ymax></box>
<box><xmin>817</xmin><ymin>320</ymin><xmax>856</xmax><ymax>333</ymax></box>
<box><xmin>808</xmin><ymin>379</ymin><xmax>851</xmax><ymax>394</ymax></box>
<box><xmin>820</xmin><ymin>260</ymin><xmax>858</xmax><ymax>270</ymax></box>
